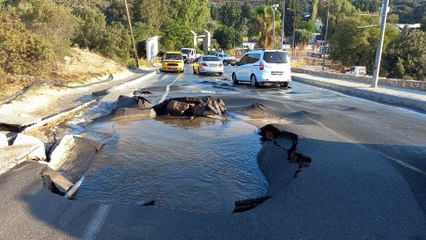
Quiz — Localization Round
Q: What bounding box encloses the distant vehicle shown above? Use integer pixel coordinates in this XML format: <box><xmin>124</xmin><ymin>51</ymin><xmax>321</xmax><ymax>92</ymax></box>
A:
<box><xmin>162</xmin><ymin>52</ymin><xmax>184</xmax><ymax>73</ymax></box>
<box><xmin>193</xmin><ymin>55</ymin><xmax>224</xmax><ymax>75</ymax></box>
<box><xmin>346</xmin><ymin>66</ymin><xmax>366</xmax><ymax>76</ymax></box>
<box><xmin>181</xmin><ymin>48</ymin><xmax>197</xmax><ymax>63</ymax></box>
<box><xmin>214</xmin><ymin>52</ymin><xmax>237</xmax><ymax>66</ymax></box>
<box><xmin>232</xmin><ymin>50</ymin><xmax>291</xmax><ymax>88</ymax></box>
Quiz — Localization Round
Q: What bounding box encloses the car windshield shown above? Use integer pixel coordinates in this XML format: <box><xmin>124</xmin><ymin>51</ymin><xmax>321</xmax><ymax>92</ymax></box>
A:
<box><xmin>164</xmin><ymin>53</ymin><xmax>182</xmax><ymax>60</ymax></box>
<box><xmin>263</xmin><ymin>52</ymin><xmax>289</xmax><ymax>63</ymax></box>
<box><xmin>223</xmin><ymin>54</ymin><xmax>230</xmax><ymax>57</ymax></box>
<box><xmin>181</xmin><ymin>49</ymin><xmax>191</xmax><ymax>54</ymax></box>
<box><xmin>202</xmin><ymin>56</ymin><xmax>220</xmax><ymax>62</ymax></box>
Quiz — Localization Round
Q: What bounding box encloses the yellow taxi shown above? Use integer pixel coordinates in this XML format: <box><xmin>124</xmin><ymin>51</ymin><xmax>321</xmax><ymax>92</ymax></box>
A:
<box><xmin>162</xmin><ymin>52</ymin><xmax>185</xmax><ymax>73</ymax></box>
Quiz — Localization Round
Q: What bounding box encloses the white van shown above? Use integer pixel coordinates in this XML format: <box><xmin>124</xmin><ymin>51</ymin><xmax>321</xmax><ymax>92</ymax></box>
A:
<box><xmin>232</xmin><ymin>50</ymin><xmax>291</xmax><ymax>88</ymax></box>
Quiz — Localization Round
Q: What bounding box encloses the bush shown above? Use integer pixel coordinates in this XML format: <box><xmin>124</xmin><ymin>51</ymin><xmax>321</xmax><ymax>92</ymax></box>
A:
<box><xmin>100</xmin><ymin>22</ymin><xmax>133</xmax><ymax>66</ymax></box>
<box><xmin>17</xmin><ymin>0</ymin><xmax>79</xmax><ymax>57</ymax></box>
<box><xmin>73</xmin><ymin>6</ymin><xmax>106</xmax><ymax>50</ymax></box>
<box><xmin>0</xmin><ymin>12</ymin><xmax>54</xmax><ymax>75</ymax></box>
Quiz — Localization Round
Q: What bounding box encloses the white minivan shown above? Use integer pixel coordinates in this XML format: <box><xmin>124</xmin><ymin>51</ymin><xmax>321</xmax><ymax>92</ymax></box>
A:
<box><xmin>232</xmin><ymin>50</ymin><xmax>291</xmax><ymax>87</ymax></box>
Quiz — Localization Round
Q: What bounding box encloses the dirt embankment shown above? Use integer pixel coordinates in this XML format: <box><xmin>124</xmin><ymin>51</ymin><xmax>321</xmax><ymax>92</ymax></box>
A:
<box><xmin>0</xmin><ymin>48</ymin><xmax>126</xmax><ymax>99</ymax></box>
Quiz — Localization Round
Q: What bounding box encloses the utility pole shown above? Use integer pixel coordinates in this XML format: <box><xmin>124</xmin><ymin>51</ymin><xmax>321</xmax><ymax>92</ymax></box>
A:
<box><xmin>124</xmin><ymin>0</ymin><xmax>140</xmax><ymax>68</ymax></box>
<box><xmin>322</xmin><ymin>0</ymin><xmax>330</xmax><ymax>72</ymax></box>
<box><xmin>371</xmin><ymin>0</ymin><xmax>389</xmax><ymax>88</ymax></box>
<box><xmin>281</xmin><ymin>0</ymin><xmax>286</xmax><ymax>50</ymax></box>
<box><xmin>272</xmin><ymin>4</ymin><xmax>279</xmax><ymax>49</ymax></box>
<box><xmin>287</xmin><ymin>8</ymin><xmax>296</xmax><ymax>58</ymax></box>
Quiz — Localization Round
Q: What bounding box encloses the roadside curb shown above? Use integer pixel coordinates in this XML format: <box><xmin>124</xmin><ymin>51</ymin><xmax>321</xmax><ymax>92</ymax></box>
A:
<box><xmin>0</xmin><ymin>69</ymin><xmax>158</xmax><ymax>176</ymax></box>
<box><xmin>292</xmin><ymin>76</ymin><xmax>426</xmax><ymax>113</ymax></box>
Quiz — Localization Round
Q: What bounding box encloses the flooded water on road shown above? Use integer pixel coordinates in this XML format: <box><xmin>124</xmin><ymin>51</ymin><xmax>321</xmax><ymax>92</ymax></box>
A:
<box><xmin>77</xmin><ymin>117</ymin><xmax>268</xmax><ymax>213</ymax></box>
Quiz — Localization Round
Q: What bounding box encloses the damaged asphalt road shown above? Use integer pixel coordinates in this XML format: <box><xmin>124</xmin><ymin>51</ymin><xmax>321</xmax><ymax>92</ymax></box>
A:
<box><xmin>0</xmin><ymin>65</ymin><xmax>425</xmax><ymax>239</ymax></box>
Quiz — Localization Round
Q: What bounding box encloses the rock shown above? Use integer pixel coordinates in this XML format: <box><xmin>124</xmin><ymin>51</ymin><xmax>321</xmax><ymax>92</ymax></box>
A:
<box><xmin>116</xmin><ymin>95</ymin><xmax>138</xmax><ymax>109</ymax></box>
<box><xmin>49</xmin><ymin>135</ymin><xmax>76</xmax><ymax>171</ymax></box>
<box><xmin>217</xmin><ymin>98</ymin><xmax>227</xmax><ymax>112</ymax></box>
<box><xmin>0</xmin><ymin>133</ymin><xmax>7</xmax><ymax>147</ymax></box>
<box><xmin>114</xmin><ymin>108</ymin><xmax>156</xmax><ymax>119</ymax></box>
<box><xmin>192</xmin><ymin>105</ymin><xmax>206</xmax><ymax>117</ymax></box>
<box><xmin>137</xmin><ymin>97</ymin><xmax>153</xmax><ymax>109</ymax></box>
<box><xmin>167</xmin><ymin>100</ymin><xmax>191</xmax><ymax>116</ymax></box>
<box><xmin>0</xmin><ymin>145</ymin><xmax>44</xmax><ymax>175</ymax></box>
<box><xmin>0</xmin><ymin>113</ymin><xmax>41</xmax><ymax>131</ymax></box>
<box><xmin>13</xmin><ymin>133</ymin><xmax>46</xmax><ymax>161</ymax></box>
<box><xmin>42</xmin><ymin>169</ymin><xmax>74</xmax><ymax>193</ymax></box>
<box><xmin>203</xmin><ymin>110</ymin><xmax>214</xmax><ymax>117</ymax></box>
<box><xmin>207</xmin><ymin>102</ymin><xmax>221</xmax><ymax>116</ymax></box>
<box><xmin>213</xmin><ymin>101</ymin><xmax>222</xmax><ymax>116</ymax></box>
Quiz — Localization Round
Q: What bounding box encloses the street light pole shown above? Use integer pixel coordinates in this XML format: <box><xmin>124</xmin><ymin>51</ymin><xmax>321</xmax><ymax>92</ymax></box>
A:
<box><xmin>322</xmin><ymin>0</ymin><xmax>330</xmax><ymax>71</ymax></box>
<box><xmin>371</xmin><ymin>0</ymin><xmax>390</xmax><ymax>88</ymax></box>
<box><xmin>281</xmin><ymin>0</ymin><xmax>286</xmax><ymax>50</ymax></box>
<box><xmin>124</xmin><ymin>0</ymin><xmax>140</xmax><ymax>68</ymax></box>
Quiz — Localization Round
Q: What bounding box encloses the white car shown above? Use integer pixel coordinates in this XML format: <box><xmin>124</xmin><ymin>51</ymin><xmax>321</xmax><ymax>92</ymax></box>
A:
<box><xmin>232</xmin><ymin>50</ymin><xmax>291</xmax><ymax>88</ymax></box>
<box><xmin>215</xmin><ymin>53</ymin><xmax>237</xmax><ymax>66</ymax></box>
<box><xmin>193</xmin><ymin>55</ymin><xmax>224</xmax><ymax>75</ymax></box>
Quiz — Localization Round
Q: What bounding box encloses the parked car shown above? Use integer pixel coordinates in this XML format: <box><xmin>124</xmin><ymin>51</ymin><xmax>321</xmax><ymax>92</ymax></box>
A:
<box><xmin>345</xmin><ymin>66</ymin><xmax>366</xmax><ymax>76</ymax></box>
<box><xmin>231</xmin><ymin>50</ymin><xmax>291</xmax><ymax>88</ymax></box>
<box><xmin>162</xmin><ymin>52</ymin><xmax>184</xmax><ymax>73</ymax></box>
<box><xmin>213</xmin><ymin>52</ymin><xmax>237</xmax><ymax>66</ymax></box>
<box><xmin>193</xmin><ymin>55</ymin><xmax>224</xmax><ymax>75</ymax></box>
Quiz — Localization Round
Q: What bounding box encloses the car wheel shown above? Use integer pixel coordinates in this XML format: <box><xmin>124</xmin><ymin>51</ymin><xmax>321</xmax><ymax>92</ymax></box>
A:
<box><xmin>232</xmin><ymin>73</ymin><xmax>239</xmax><ymax>85</ymax></box>
<box><xmin>250</xmin><ymin>74</ymin><xmax>258</xmax><ymax>88</ymax></box>
<box><xmin>223</xmin><ymin>61</ymin><xmax>228</xmax><ymax>66</ymax></box>
<box><xmin>280</xmin><ymin>82</ymin><xmax>289</xmax><ymax>88</ymax></box>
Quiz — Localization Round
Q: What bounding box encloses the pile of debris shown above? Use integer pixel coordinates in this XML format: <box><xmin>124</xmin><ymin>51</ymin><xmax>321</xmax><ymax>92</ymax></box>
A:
<box><xmin>153</xmin><ymin>96</ymin><xmax>227</xmax><ymax>120</ymax></box>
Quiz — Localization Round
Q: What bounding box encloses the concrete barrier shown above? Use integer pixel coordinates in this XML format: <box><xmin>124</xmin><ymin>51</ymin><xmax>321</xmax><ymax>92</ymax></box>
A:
<box><xmin>293</xmin><ymin>68</ymin><xmax>426</xmax><ymax>91</ymax></box>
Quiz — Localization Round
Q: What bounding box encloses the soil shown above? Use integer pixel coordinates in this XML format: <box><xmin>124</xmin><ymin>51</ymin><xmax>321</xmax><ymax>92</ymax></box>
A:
<box><xmin>0</xmin><ymin>48</ymin><xmax>126</xmax><ymax>100</ymax></box>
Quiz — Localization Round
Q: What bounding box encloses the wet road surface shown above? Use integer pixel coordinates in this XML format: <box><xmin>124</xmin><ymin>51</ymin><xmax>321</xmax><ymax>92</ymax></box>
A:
<box><xmin>0</xmin><ymin>65</ymin><xmax>425</xmax><ymax>239</ymax></box>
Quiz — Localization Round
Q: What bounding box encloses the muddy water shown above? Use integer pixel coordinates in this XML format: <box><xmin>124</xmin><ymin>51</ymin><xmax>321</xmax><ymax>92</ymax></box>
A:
<box><xmin>77</xmin><ymin>117</ymin><xmax>268</xmax><ymax>213</ymax></box>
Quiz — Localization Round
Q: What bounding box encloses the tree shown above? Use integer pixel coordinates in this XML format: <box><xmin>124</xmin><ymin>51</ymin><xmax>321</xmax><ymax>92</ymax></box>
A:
<box><xmin>329</xmin><ymin>16</ymin><xmax>399</xmax><ymax>74</ymax></box>
<box><xmin>300</xmin><ymin>20</ymin><xmax>318</xmax><ymax>33</ymax></box>
<box><xmin>16</xmin><ymin>0</ymin><xmax>79</xmax><ymax>57</ymax></box>
<box><xmin>318</xmin><ymin>0</ymin><xmax>358</xmax><ymax>35</ymax></box>
<box><xmin>250</xmin><ymin>5</ymin><xmax>281</xmax><ymax>49</ymax></box>
<box><xmin>421</xmin><ymin>15</ymin><xmax>426</xmax><ymax>32</ymax></box>
<box><xmin>311</xmin><ymin>0</ymin><xmax>319</xmax><ymax>20</ymax></box>
<box><xmin>213</xmin><ymin>25</ymin><xmax>242</xmax><ymax>50</ymax></box>
<box><xmin>219</xmin><ymin>3</ymin><xmax>243</xmax><ymax>31</ymax></box>
<box><xmin>295</xmin><ymin>29</ymin><xmax>312</xmax><ymax>48</ymax></box>
<box><xmin>384</xmin><ymin>29</ymin><xmax>426</xmax><ymax>80</ymax></box>
<box><xmin>100</xmin><ymin>22</ymin><xmax>133</xmax><ymax>65</ymax></box>
<box><xmin>160</xmin><ymin>19</ymin><xmax>193</xmax><ymax>51</ymax></box>
<box><xmin>73</xmin><ymin>6</ymin><xmax>106</xmax><ymax>50</ymax></box>
<box><xmin>210</xmin><ymin>4</ymin><xmax>219</xmax><ymax>21</ymax></box>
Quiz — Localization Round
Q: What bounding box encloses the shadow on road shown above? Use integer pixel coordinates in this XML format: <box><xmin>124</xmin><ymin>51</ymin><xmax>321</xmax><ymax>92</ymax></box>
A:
<box><xmin>6</xmin><ymin>137</ymin><xmax>424</xmax><ymax>239</ymax></box>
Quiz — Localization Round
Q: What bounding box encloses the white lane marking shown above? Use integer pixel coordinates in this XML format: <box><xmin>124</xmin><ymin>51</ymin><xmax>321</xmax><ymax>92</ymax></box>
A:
<box><xmin>377</xmin><ymin>153</ymin><xmax>425</xmax><ymax>176</ymax></box>
<box><xmin>158</xmin><ymin>77</ymin><xmax>181</xmax><ymax>104</ymax></box>
<box><xmin>82</xmin><ymin>204</ymin><xmax>112</xmax><ymax>240</ymax></box>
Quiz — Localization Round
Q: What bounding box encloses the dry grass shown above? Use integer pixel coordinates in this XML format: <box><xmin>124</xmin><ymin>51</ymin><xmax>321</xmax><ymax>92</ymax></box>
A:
<box><xmin>0</xmin><ymin>48</ymin><xmax>126</xmax><ymax>100</ymax></box>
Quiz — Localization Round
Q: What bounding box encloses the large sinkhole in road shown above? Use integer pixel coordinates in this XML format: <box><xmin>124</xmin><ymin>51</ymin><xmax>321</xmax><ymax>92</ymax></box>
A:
<box><xmin>77</xmin><ymin>117</ymin><xmax>268</xmax><ymax>213</ymax></box>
